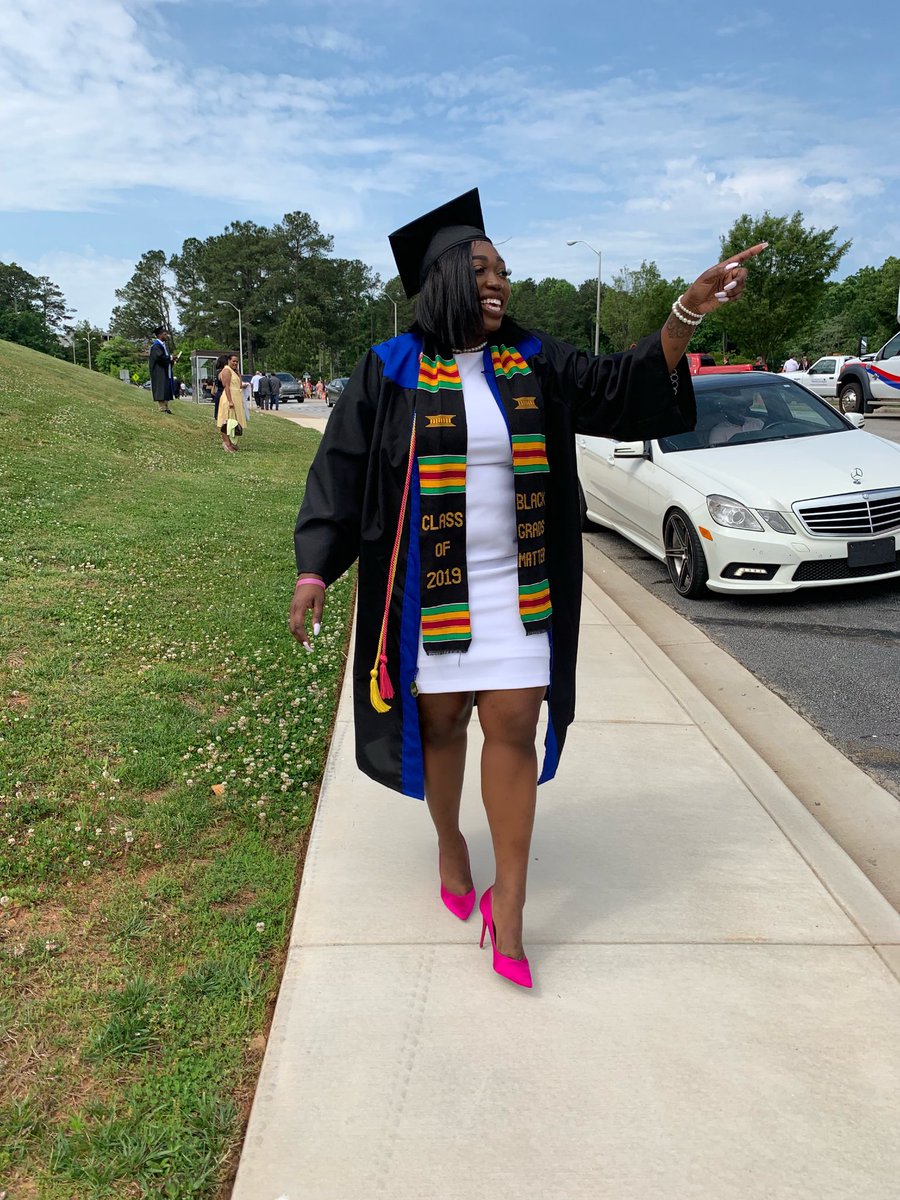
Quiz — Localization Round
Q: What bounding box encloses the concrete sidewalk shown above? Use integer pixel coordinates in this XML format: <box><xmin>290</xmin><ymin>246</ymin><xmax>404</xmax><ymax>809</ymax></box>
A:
<box><xmin>233</xmin><ymin>574</ymin><xmax>900</xmax><ymax>1200</ymax></box>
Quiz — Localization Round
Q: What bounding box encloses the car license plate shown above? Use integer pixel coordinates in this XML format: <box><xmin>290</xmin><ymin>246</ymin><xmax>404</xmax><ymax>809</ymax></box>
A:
<box><xmin>847</xmin><ymin>537</ymin><xmax>896</xmax><ymax>568</ymax></box>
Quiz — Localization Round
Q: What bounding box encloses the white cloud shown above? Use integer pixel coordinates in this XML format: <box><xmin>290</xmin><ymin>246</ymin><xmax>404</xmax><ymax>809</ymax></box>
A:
<box><xmin>282</xmin><ymin>24</ymin><xmax>374</xmax><ymax>59</ymax></box>
<box><xmin>11</xmin><ymin>248</ymin><xmax>137</xmax><ymax>328</ymax></box>
<box><xmin>2</xmin><ymin>0</ymin><xmax>896</xmax><ymax>322</ymax></box>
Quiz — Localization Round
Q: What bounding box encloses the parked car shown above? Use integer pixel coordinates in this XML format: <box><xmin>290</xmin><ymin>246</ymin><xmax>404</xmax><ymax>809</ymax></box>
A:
<box><xmin>576</xmin><ymin>372</ymin><xmax>900</xmax><ymax>598</ymax></box>
<box><xmin>325</xmin><ymin>377</ymin><xmax>349</xmax><ymax>407</ymax></box>
<box><xmin>790</xmin><ymin>355</ymin><xmax>855</xmax><ymax>399</ymax></box>
<box><xmin>273</xmin><ymin>371</ymin><xmax>303</xmax><ymax>402</ymax></box>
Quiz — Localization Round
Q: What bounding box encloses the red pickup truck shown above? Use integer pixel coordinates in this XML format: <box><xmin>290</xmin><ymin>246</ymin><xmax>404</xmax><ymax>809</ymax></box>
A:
<box><xmin>685</xmin><ymin>353</ymin><xmax>754</xmax><ymax>376</ymax></box>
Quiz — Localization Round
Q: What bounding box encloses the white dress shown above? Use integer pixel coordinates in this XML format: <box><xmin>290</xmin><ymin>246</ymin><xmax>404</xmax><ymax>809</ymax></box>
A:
<box><xmin>415</xmin><ymin>351</ymin><xmax>551</xmax><ymax>694</ymax></box>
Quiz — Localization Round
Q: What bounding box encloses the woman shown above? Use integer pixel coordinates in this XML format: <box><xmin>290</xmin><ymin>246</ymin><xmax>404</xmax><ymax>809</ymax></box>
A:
<box><xmin>315</xmin><ymin>377</ymin><xmax>326</xmax><ymax>401</ymax></box>
<box><xmin>216</xmin><ymin>352</ymin><xmax>247</xmax><ymax>452</ymax></box>
<box><xmin>290</xmin><ymin>190</ymin><xmax>765</xmax><ymax>988</ymax></box>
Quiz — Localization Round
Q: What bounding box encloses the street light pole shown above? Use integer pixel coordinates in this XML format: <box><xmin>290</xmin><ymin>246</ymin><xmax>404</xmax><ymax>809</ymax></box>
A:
<box><xmin>566</xmin><ymin>239</ymin><xmax>602</xmax><ymax>356</ymax></box>
<box><xmin>382</xmin><ymin>291</ymin><xmax>399</xmax><ymax>339</ymax></box>
<box><xmin>217</xmin><ymin>300</ymin><xmax>244</xmax><ymax>374</ymax></box>
<box><xmin>84</xmin><ymin>335</ymin><xmax>93</xmax><ymax>371</ymax></box>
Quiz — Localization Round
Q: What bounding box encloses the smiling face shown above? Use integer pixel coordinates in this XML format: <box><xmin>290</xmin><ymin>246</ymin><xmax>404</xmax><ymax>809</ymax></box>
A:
<box><xmin>228</xmin><ymin>355</ymin><xmax>239</xmax><ymax>371</ymax></box>
<box><xmin>471</xmin><ymin>240</ymin><xmax>510</xmax><ymax>336</ymax></box>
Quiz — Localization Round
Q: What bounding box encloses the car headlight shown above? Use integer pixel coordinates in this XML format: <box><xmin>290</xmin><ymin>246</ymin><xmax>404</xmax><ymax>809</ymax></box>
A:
<box><xmin>756</xmin><ymin>509</ymin><xmax>795</xmax><ymax>535</ymax></box>
<box><xmin>706</xmin><ymin>494</ymin><xmax>764</xmax><ymax>532</ymax></box>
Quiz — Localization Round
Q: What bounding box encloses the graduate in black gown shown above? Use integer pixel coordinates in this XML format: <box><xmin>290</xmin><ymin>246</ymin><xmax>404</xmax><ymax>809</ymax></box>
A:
<box><xmin>290</xmin><ymin>190</ymin><xmax>766</xmax><ymax>987</ymax></box>
<box><xmin>148</xmin><ymin>325</ymin><xmax>176</xmax><ymax>414</ymax></box>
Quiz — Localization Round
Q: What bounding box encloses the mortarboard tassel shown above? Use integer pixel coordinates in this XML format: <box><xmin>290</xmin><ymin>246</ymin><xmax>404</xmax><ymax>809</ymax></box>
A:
<box><xmin>369</xmin><ymin>414</ymin><xmax>417</xmax><ymax>712</ymax></box>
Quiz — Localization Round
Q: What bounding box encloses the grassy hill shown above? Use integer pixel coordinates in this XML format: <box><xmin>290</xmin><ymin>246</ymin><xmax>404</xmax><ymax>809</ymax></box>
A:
<box><xmin>0</xmin><ymin>341</ymin><xmax>353</xmax><ymax>1198</ymax></box>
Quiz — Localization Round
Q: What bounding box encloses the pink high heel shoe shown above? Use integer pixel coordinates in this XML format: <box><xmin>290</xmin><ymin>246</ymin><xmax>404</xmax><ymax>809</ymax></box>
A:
<box><xmin>479</xmin><ymin>886</ymin><xmax>532</xmax><ymax>989</ymax></box>
<box><xmin>439</xmin><ymin>836</ymin><xmax>476</xmax><ymax>921</ymax></box>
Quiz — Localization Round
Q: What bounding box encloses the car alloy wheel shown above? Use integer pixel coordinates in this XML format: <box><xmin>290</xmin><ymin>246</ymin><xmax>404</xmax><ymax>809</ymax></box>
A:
<box><xmin>663</xmin><ymin>510</ymin><xmax>709</xmax><ymax>599</ymax></box>
<box><xmin>838</xmin><ymin>382</ymin><xmax>864</xmax><ymax>414</ymax></box>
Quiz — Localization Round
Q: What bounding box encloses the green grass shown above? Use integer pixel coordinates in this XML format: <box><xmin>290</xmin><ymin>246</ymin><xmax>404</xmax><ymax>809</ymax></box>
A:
<box><xmin>0</xmin><ymin>342</ymin><xmax>354</xmax><ymax>1198</ymax></box>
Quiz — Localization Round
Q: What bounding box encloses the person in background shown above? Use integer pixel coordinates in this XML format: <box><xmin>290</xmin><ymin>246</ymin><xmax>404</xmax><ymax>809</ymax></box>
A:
<box><xmin>251</xmin><ymin>369</ymin><xmax>263</xmax><ymax>408</ymax></box>
<box><xmin>752</xmin><ymin>356</ymin><xmax>767</xmax><ymax>371</ymax></box>
<box><xmin>782</xmin><ymin>354</ymin><xmax>800</xmax><ymax>372</ymax></box>
<box><xmin>315</xmin><ymin>377</ymin><xmax>326</xmax><ymax>400</ymax></box>
<box><xmin>799</xmin><ymin>354</ymin><xmax>810</xmax><ymax>370</ymax></box>
<box><xmin>268</xmin><ymin>371</ymin><xmax>282</xmax><ymax>411</ymax></box>
<box><xmin>216</xmin><ymin>352</ymin><xmax>246</xmax><ymax>452</ymax></box>
<box><xmin>256</xmin><ymin>370</ymin><xmax>271</xmax><ymax>411</ymax></box>
<box><xmin>707</xmin><ymin>391</ymin><xmax>765</xmax><ymax>445</ymax></box>
<box><xmin>148</xmin><ymin>325</ymin><xmax>177</xmax><ymax>413</ymax></box>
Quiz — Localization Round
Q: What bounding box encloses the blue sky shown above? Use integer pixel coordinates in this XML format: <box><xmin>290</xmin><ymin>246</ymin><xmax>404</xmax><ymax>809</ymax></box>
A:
<box><xmin>1</xmin><ymin>0</ymin><xmax>897</xmax><ymax>327</ymax></box>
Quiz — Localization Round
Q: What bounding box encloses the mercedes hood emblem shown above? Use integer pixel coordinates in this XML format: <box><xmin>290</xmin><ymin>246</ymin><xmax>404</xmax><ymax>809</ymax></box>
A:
<box><xmin>850</xmin><ymin>467</ymin><xmax>864</xmax><ymax>485</ymax></box>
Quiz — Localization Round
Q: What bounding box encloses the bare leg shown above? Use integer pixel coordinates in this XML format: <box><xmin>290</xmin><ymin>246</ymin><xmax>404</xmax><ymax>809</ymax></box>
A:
<box><xmin>476</xmin><ymin>686</ymin><xmax>544</xmax><ymax>959</ymax></box>
<box><xmin>418</xmin><ymin>691</ymin><xmax>475</xmax><ymax>895</ymax></box>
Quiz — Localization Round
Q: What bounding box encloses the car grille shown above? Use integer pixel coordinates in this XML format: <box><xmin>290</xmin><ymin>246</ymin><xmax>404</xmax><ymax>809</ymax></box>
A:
<box><xmin>793</xmin><ymin>487</ymin><xmax>900</xmax><ymax>537</ymax></box>
<box><xmin>792</xmin><ymin>552</ymin><xmax>900</xmax><ymax>582</ymax></box>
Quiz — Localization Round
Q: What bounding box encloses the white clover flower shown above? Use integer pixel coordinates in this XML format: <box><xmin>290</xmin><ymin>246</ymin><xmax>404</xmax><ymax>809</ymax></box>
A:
<box><xmin>82</xmin><ymin>859</ymin><xmax>91</xmax><ymax>867</ymax></box>
<box><xmin>255</xmin><ymin>921</ymin><xmax>265</xmax><ymax>932</ymax></box>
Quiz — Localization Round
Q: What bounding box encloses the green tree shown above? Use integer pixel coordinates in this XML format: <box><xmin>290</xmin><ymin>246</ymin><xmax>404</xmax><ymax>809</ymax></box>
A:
<box><xmin>507</xmin><ymin>276</ymin><xmax>601</xmax><ymax>348</ymax></box>
<box><xmin>718</xmin><ymin>212</ymin><xmax>850</xmax><ymax>367</ymax></box>
<box><xmin>95</xmin><ymin>334</ymin><xmax>142</xmax><ymax>378</ymax></box>
<box><xmin>268</xmin><ymin>305</ymin><xmax>326</xmax><ymax>376</ymax></box>
<box><xmin>600</xmin><ymin>261</ymin><xmax>676</xmax><ymax>349</ymax></box>
<box><xmin>109</xmin><ymin>250</ymin><xmax>177</xmax><ymax>340</ymax></box>
<box><xmin>64</xmin><ymin>320</ymin><xmax>107</xmax><ymax>370</ymax></box>
<box><xmin>0</xmin><ymin>261</ymin><xmax>70</xmax><ymax>356</ymax></box>
<box><xmin>798</xmin><ymin>257</ymin><xmax>900</xmax><ymax>357</ymax></box>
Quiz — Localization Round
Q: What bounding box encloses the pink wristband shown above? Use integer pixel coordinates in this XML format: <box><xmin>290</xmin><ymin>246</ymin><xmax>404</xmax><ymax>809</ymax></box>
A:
<box><xmin>296</xmin><ymin>576</ymin><xmax>326</xmax><ymax>590</ymax></box>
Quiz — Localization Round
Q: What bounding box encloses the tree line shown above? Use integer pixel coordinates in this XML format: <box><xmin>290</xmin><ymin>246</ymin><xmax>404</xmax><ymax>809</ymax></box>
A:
<box><xmin>3</xmin><ymin>211</ymin><xmax>898</xmax><ymax>381</ymax></box>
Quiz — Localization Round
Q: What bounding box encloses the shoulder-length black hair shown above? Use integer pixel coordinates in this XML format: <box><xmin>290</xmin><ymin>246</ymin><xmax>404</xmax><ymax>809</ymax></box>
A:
<box><xmin>412</xmin><ymin>241</ymin><xmax>484</xmax><ymax>353</ymax></box>
<box><xmin>214</xmin><ymin>354</ymin><xmax>229</xmax><ymax>372</ymax></box>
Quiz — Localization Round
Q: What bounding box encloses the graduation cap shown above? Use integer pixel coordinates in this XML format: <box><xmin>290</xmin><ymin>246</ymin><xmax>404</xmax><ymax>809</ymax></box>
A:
<box><xmin>389</xmin><ymin>188</ymin><xmax>487</xmax><ymax>299</ymax></box>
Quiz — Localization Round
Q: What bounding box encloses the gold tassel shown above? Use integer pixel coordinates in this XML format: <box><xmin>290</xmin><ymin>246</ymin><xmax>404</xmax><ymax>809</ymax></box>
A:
<box><xmin>369</xmin><ymin>666</ymin><xmax>391</xmax><ymax>713</ymax></box>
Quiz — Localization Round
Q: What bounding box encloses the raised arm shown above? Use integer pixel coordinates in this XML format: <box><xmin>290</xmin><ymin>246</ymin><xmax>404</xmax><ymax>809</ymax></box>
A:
<box><xmin>661</xmin><ymin>242</ymin><xmax>768</xmax><ymax>370</ymax></box>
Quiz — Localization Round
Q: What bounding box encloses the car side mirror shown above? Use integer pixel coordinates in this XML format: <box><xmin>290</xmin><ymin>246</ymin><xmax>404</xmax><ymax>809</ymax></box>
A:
<box><xmin>844</xmin><ymin>412</ymin><xmax>865</xmax><ymax>429</ymax></box>
<box><xmin>613</xmin><ymin>441</ymin><xmax>649</xmax><ymax>458</ymax></box>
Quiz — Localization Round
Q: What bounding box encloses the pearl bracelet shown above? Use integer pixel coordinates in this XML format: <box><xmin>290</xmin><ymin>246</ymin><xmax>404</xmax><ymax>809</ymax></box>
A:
<box><xmin>296</xmin><ymin>576</ymin><xmax>326</xmax><ymax>590</ymax></box>
<box><xmin>672</xmin><ymin>296</ymin><xmax>704</xmax><ymax>326</ymax></box>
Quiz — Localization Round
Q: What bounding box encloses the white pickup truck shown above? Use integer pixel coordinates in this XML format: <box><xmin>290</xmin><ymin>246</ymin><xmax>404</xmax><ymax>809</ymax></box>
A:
<box><xmin>791</xmin><ymin>354</ymin><xmax>855</xmax><ymax>398</ymax></box>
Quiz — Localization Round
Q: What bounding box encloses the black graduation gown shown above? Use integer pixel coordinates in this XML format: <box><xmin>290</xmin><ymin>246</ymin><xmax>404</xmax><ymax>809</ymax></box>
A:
<box><xmin>294</xmin><ymin>320</ymin><xmax>695</xmax><ymax>800</ymax></box>
<box><xmin>148</xmin><ymin>339</ymin><xmax>173</xmax><ymax>402</ymax></box>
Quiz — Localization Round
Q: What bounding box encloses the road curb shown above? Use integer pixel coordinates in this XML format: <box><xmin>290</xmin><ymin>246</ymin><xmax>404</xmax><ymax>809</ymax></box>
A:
<box><xmin>582</xmin><ymin>539</ymin><xmax>900</xmax><ymax>919</ymax></box>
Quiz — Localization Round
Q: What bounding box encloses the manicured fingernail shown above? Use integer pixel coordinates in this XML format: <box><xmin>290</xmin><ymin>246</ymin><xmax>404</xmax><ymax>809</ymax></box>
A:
<box><xmin>724</xmin><ymin>280</ymin><xmax>738</xmax><ymax>290</ymax></box>
<box><xmin>303</xmin><ymin>642</ymin><xmax>312</xmax><ymax>654</ymax></box>
<box><xmin>760</xmin><ymin>242</ymin><xmax>769</xmax><ymax>248</ymax></box>
<box><xmin>724</xmin><ymin>263</ymin><xmax>739</xmax><ymax>270</ymax></box>
<box><xmin>313</xmin><ymin>622</ymin><xmax>321</xmax><ymax>636</ymax></box>
<box><xmin>715</xmin><ymin>291</ymin><xmax>728</xmax><ymax>300</ymax></box>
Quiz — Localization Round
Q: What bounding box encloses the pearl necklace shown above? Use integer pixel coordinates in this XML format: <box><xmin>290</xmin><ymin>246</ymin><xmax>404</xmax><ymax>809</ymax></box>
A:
<box><xmin>450</xmin><ymin>341</ymin><xmax>487</xmax><ymax>354</ymax></box>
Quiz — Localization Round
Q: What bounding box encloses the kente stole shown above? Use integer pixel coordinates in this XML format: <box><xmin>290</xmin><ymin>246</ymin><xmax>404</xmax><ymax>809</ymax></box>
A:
<box><xmin>416</xmin><ymin>344</ymin><xmax>551</xmax><ymax>655</ymax></box>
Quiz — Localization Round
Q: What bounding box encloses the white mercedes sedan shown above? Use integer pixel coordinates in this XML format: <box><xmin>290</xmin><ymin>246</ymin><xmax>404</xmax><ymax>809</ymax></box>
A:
<box><xmin>576</xmin><ymin>372</ymin><xmax>900</xmax><ymax>598</ymax></box>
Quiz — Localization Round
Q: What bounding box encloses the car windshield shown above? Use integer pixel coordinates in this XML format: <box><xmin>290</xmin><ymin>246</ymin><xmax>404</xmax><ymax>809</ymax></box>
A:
<box><xmin>657</xmin><ymin>378</ymin><xmax>853</xmax><ymax>453</ymax></box>
<box><xmin>276</xmin><ymin>373</ymin><xmax>295</xmax><ymax>382</ymax></box>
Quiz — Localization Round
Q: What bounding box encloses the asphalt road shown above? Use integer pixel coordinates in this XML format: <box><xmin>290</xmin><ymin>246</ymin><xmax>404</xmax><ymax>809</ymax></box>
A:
<box><xmin>584</xmin><ymin>411</ymin><xmax>900</xmax><ymax>801</ymax></box>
